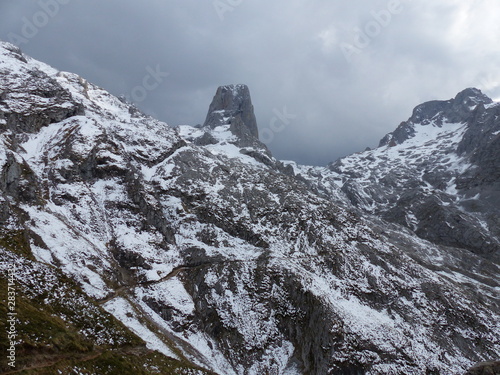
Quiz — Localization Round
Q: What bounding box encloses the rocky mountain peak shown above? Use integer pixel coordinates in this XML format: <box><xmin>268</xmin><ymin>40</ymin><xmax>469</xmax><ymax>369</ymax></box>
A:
<box><xmin>328</xmin><ymin>87</ymin><xmax>500</xmax><ymax>261</ymax></box>
<box><xmin>454</xmin><ymin>87</ymin><xmax>492</xmax><ymax>107</ymax></box>
<box><xmin>203</xmin><ymin>84</ymin><xmax>259</xmax><ymax>139</ymax></box>
<box><xmin>409</xmin><ymin>87</ymin><xmax>492</xmax><ymax>125</ymax></box>
<box><xmin>379</xmin><ymin>88</ymin><xmax>493</xmax><ymax>147</ymax></box>
<box><xmin>179</xmin><ymin>84</ymin><xmax>271</xmax><ymax>162</ymax></box>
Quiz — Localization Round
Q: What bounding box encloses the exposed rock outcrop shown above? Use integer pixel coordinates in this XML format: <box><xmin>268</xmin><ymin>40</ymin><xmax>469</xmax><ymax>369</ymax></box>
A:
<box><xmin>464</xmin><ymin>361</ymin><xmax>500</xmax><ymax>375</ymax></box>
<box><xmin>0</xmin><ymin>45</ymin><xmax>84</xmax><ymax>134</ymax></box>
<box><xmin>203</xmin><ymin>84</ymin><xmax>259</xmax><ymax>139</ymax></box>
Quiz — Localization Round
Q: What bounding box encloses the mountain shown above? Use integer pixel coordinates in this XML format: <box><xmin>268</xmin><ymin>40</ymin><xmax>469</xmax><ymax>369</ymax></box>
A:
<box><xmin>0</xmin><ymin>41</ymin><xmax>498</xmax><ymax>374</ymax></box>
<box><xmin>308</xmin><ymin>87</ymin><xmax>500</xmax><ymax>261</ymax></box>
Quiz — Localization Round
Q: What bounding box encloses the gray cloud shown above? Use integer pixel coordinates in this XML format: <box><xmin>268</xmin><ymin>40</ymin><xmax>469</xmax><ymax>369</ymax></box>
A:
<box><xmin>1</xmin><ymin>0</ymin><xmax>500</xmax><ymax>165</ymax></box>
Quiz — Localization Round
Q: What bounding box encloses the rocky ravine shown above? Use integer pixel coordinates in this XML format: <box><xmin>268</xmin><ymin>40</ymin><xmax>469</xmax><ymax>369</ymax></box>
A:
<box><xmin>0</xmin><ymin>41</ymin><xmax>499</xmax><ymax>374</ymax></box>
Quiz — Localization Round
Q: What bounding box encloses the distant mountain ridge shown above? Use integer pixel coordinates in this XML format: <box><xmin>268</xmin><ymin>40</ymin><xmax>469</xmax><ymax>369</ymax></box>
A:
<box><xmin>329</xmin><ymin>87</ymin><xmax>500</xmax><ymax>260</ymax></box>
<box><xmin>379</xmin><ymin>87</ymin><xmax>493</xmax><ymax>147</ymax></box>
<box><xmin>292</xmin><ymin>87</ymin><xmax>500</xmax><ymax>261</ymax></box>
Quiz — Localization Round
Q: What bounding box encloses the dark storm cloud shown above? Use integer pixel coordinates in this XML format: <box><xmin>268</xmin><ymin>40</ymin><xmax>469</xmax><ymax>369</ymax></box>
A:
<box><xmin>1</xmin><ymin>0</ymin><xmax>500</xmax><ymax>165</ymax></box>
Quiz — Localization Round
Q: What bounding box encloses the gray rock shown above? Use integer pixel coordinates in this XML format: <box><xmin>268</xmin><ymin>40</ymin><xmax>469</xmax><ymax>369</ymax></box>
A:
<box><xmin>191</xmin><ymin>84</ymin><xmax>274</xmax><ymax>164</ymax></box>
<box><xmin>0</xmin><ymin>151</ymin><xmax>41</xmax><ymax>204</ymax></box>
<box><xmin>194</xmin><ymin>131</ymin><xmax>218</xmax><ymax>146</ymax></box>
<box><xmin>0</xmin><ymin>66</ymin><xmax>84</xmax><ymax>134</ymax></box>
<box><xmin>380</xmin><ymin>88</ymin><xmax>493</xmax><ymax>146</ymax></box>
<box><xmin>203</xmin><ymin>84</ymin><xmax>259</xmax><ymax>139</ymax></box>
<box><xmin>379</xmin><ymin>121</ymin><xmax>415</xmax><ymax>147</ymax></box>
<box><xmin>464</xmin><ymin>361</ymin><xmax>500</xmax><ymax>375</ymax></box>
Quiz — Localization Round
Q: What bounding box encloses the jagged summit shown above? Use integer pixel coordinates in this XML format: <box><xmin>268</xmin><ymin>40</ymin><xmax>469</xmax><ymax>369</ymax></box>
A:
<box><xmin>454</xmin><ymin>87</ymin><xmax>492</xmax><ymax>105</ymax></box>
<box><xmin>178</xmin><ymin>84</ymin><xmax>275</xmax><ymax>167</ymax></box>
<box><xmin>203</xmin><ymin>84</ymin><xmax>259</xmax><ymax>139</ymax></box>
<box><xmin>379</xmin><ymin>87</ymin><xmax>493</xmax><ymax>147</ymax></box>
<box><xmin>409</xmin><ymin>87</ymin><xmax>492</xmax><ymax>124</ymax></box>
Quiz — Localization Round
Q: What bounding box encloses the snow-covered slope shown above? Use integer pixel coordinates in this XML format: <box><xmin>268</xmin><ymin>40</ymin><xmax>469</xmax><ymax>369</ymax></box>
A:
<box><xmin>0</xmin><ymin>42</ymin><xmax>499</xmax><ymax>374</ymax></box>
<box><xmin>297</xmin><ymin>89</ymin><xmax>500</xmax><ymax>261</ymax></box>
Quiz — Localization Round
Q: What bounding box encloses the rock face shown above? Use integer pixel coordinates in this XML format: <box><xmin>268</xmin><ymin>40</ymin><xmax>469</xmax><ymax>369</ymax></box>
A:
<box><xmin>0</xmin><ymin>42</ymin><xmax>499</xmax><ymax>375</ymax></box>
<box><xmin>192</xmin><ymin>83</ymin><xmax>269</xmax><ymax>152</ymax></box>
<box><xmin>0</xmin><ymin>43</ymin><xmax>84</xmax><ymax>134</ymax></box>
<box><xmin>178</xmin><ymin>84</ymin><xmax>287</xmax><ymax>170</ymax></box>
<box><xmin>464</xmin><ymin>361</ymin><xmax>500</xmax><ymax>375</ymax></box>
<box><xmin>204</xmin><ymin>84</ymin><xmax>259</xmax><ymax>138</ymax></box>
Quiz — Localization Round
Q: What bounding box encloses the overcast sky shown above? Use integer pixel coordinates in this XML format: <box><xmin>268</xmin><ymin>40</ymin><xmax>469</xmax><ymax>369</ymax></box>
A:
<box><xmin>1</xmin><ymin>0</ymin><xmax>499</xmax><ymax>165</ymax></box>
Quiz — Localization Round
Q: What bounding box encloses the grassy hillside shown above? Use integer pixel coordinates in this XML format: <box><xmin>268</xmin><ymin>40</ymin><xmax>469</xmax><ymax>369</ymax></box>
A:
<box><xmin>0</xmin><ymin>228</ymin><xmax>214</xmax><ymax>374</ymax></box>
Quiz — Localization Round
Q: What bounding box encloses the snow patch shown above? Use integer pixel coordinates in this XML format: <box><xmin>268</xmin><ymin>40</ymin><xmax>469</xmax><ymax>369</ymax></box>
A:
<box><xmin>103</xmin><ymin>297</ymin><xmax>178</xmax><ymax>359</ymax></box>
